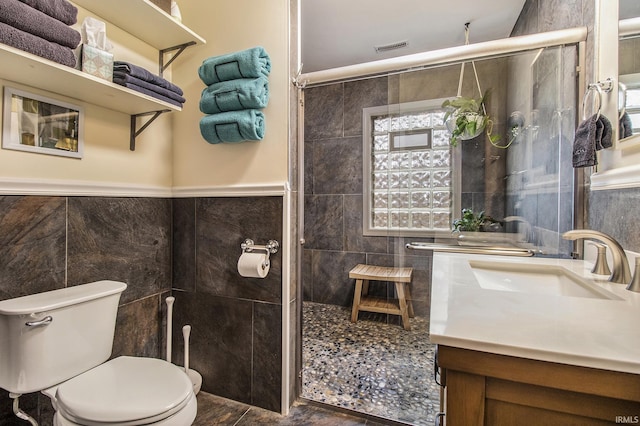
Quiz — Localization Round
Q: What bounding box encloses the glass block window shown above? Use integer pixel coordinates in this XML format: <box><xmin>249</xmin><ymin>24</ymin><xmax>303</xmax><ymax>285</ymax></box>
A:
<box><xmin>363</xmin><ymin>100</ymin><xmax>458</xmax><ymax>236</ymax></box>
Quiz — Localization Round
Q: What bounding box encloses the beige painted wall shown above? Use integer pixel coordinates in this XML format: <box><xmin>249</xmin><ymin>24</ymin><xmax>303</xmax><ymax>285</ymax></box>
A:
<box><xmin>171</xmin><ymin>0</ymin><xmax>290</xmax><ymax>189</ymax></box>
<box><xmin>0</xmin><ymin>4</ymin><xmax>174</xmax><ymax>189</ymax></box>
<box><xmin>0</xmin><ymin>0</ymin><xmax>292</xmax><ymax>191</ymax></box>
<box><xmin>0</xmin><ymin>2</ymin><xmax>294</xmax><ymax>415</ymax></box>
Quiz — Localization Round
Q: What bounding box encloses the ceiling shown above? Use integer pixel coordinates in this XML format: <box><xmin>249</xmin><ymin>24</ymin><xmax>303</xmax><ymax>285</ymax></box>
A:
<box><xmin>301</xmin><ymin>0</ymin><xmax>527</xmax><ymax>73</ymax></box>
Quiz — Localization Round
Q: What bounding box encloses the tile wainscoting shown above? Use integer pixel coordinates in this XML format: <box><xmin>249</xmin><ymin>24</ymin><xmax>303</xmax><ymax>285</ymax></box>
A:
<box><xmin>0</xmin><ymin>194</ymin><xmax>286</xmax><ymax>425</ymax></box>
<box><xmin>172</xmin><ymin>196</ymin><xmax>284</xmax><ymax>412</ymax></box>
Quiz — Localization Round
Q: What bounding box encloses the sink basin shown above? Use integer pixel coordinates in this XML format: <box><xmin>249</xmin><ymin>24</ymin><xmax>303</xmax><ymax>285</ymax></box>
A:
<box><xmin>468</xmin><ymin>260</ymin><xmax>620</xmax><ymax>300</ymax></box>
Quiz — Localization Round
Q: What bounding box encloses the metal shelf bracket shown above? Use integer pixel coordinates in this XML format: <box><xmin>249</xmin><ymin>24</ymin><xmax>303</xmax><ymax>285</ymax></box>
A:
<box><xmin>130</xmin><ymin>110</ymin><xmax>171</xmax><ymax>151</ymax></box>
<box><xmin>128</xmin><ymin>41</ymin><xmax>195</xmax><ymax>150</ymax></box>
<box><xmin>159</xmin><ymin>42</ymin><xmax>196</xmax><ymax>77</ymax></box>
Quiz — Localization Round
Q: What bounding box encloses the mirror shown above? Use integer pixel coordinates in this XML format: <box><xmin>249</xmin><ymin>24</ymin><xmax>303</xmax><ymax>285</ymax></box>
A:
<box><xmin>618</xmin><ymin>0</ymin><xmax>640</xmax><ymax>143</ymax></box>
<box><xmin>1</xmin><ymin>87</ymin><xmax>83</xmax><ymax>159</ymax></box>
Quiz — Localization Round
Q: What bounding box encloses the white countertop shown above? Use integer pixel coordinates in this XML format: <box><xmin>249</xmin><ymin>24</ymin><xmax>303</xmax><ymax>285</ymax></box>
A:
<box><xmin>430</xmin><ymin>252</ymin><xmax>640</xmax><ymax>374</ymax></box>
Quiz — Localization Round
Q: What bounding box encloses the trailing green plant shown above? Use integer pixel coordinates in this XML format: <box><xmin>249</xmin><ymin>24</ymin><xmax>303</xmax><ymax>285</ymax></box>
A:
<box><xmin>442</xmin><ymin>91</ymin><xmax>501</xmax><ymax>147</ymax></box>
<box><xmin>452</xmin><ymin>208</ymin><xmax>499</xmax><ymax>232</ymax></box>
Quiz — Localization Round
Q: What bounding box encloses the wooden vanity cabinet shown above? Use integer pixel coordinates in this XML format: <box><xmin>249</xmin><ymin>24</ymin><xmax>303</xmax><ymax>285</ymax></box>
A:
<box><xmin>437</xmin><ymin>345</ymin><xmax>640</xmax><ymax>425</ymax></box>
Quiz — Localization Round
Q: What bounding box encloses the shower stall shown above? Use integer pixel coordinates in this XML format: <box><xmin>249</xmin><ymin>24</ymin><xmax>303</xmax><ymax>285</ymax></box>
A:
<box><xmin>297</xmin><ymin>27</ymin><xmax>586</xmax><ymax>425</ymax></box>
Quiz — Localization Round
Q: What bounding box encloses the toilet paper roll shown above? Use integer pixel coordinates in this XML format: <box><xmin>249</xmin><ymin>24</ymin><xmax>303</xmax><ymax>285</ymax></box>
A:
<box><xmin>237</xmin><ymin>252</ymin><xmax>270</xmax><ymax>278</ymax></box>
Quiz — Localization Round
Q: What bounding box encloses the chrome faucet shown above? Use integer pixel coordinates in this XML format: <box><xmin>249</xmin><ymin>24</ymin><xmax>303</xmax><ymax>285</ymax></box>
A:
<box><xmin>562</xmin><ymin>229</ymin><xmax>632</xmax><ymax>284</ymax></box>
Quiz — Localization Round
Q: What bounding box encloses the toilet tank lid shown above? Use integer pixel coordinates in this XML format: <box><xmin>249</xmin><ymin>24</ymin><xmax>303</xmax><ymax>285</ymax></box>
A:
<box><xmin>0</xmin><ymin>281</ymin><xmax>127</xmax><ymax>315</ymax></box>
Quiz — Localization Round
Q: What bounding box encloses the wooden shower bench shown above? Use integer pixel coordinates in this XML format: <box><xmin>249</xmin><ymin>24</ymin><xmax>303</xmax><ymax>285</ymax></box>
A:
<box><xmin>349</xmin><ymin>264</ymin><xmax>414</xmax><ymax>330</ymax></box>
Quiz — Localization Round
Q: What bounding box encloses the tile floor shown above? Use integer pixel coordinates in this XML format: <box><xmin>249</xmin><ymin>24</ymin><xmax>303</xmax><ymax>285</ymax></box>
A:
<box><xmin>192</xmin><ymin>301</ymin><xmax>439</xmax><ymax>425</ymax></box>
<box><xmin>193</xmin><ymin>392</ymin><xmax>390</xmax><ymax>425</ymax></box>
<box><xmin>302</xmin><ymin>302</ymin><xmax>440</xmax><ymax>425</ymax></box>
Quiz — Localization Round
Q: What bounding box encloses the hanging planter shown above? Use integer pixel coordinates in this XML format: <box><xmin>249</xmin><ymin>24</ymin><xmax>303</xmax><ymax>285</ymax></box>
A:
<box><xmin>443</xmin><ymin>93</ymin><xmax>490</xmax><ymax>145</ymax></box>
<box><xmin>445</xmin><ymin>112</ymin><xmax>486</xmax><ymax>140</ymax></box>
<box><xmin>441</xmin><ymin>23</ymin><xmax>508</xmax><ymax>148</ymax></box>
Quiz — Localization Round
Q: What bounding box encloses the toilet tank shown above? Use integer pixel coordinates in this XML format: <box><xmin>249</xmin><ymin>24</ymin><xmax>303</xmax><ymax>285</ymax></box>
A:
<box><xmin>0</xmin><ymin>281</ymin><xmax>127</xmax><ymax>394</ymax></box>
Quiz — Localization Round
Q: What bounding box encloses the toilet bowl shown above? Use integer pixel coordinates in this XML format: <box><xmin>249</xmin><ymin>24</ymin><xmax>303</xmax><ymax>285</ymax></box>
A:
<box><xmin>43</xmin><ymin>357</ymin><xmax>197</xmax><ymax>426</ymax></box>
<box><xmin>0</xmin><ymin>281</ymin><xmax>197</xmax><ymax>426</ymax></box>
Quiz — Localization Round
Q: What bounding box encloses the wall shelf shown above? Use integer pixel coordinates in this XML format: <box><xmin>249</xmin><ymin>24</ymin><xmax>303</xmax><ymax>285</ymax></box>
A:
<box><xmin>0</xmin><ymin>0</ymin><xmax>205</xmax><ymax>151</ymax></box>
<box><xmin>72</xmin><ymin>0</ymin><xmax>206</xmax><ymax>50</ymax></box>
<box><xmin>0</xmin><ymin>44</ymin><xmax>181</xmax><ymax>115</ymax></box>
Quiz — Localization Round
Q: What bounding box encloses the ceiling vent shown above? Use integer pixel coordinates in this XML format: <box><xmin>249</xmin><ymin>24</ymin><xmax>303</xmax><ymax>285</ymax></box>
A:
<box><xmin>374</xmin><ymin>40</ymin><xmax>409</xmax><ymax>53</ymax></box>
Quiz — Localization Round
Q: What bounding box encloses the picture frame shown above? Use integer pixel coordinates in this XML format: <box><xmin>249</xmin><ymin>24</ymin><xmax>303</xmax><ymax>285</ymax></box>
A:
<box><xmin>2</xmin><ymin>87</ymin><xmax>84</xmax><ymax>159</ymax></box>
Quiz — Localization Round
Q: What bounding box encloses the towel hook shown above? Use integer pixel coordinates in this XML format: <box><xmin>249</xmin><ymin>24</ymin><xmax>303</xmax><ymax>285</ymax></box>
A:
<box><xmin>582</xmin><ymin>78</ymin><xmax>614</xmax><ymax>121</ymax></box>
<box><xmin>582</xmin><ymin>82</ymin><xmax>603</xmax><ymax>121</ymax></box>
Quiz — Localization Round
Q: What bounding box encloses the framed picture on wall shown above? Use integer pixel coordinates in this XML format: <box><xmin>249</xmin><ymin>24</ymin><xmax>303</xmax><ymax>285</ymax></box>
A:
<box><xmin>2</xmin><ymin>86</ymin><xmax>84</xmax><ymax>159</ymax></box>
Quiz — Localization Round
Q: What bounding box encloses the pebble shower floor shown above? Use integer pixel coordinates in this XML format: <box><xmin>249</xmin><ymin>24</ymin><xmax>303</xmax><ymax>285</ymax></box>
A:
<box><xmin>302</xmin><ymin>302</ymin><xmax>440</xmax><ymax>425</ymax></box>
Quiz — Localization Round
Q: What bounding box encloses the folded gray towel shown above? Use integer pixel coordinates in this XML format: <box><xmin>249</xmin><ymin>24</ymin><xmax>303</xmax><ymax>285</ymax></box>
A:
<box><xmin>0</xmin><ymin>21</ymin><xmax>76</xmax><ymax>67</ymax></box>
<box><xmin>18</xmin><ymin>0</ymin><xmax>77</xmax><ymax>25</ymax></box>
<box><xmin>0</xmin><ymin>0</ymin><xmax>80</xmax><ymax>49</ymax></box>
<box><xmin>113</xmin><ymin>72</ymin><xmax>186</xmax><ymax>105</ymax></box>
<box><xmin>199</xmin><ymin>77</ymin><xmax>269</xmax><ymax>114</ymax></box>
<box><xmin>113</xmin><ymin>61</ymin><xmax>184</xmax><ymax>96</ymax></box>
<box><xmin>115</xmin><ymin>81</ymin><xmax>183</xmax><ymax>108</ymax></box>
<box><xmin>572</xmin><ymin>114</ymin><xmax>598</xmax><ymax>168</ymax></box>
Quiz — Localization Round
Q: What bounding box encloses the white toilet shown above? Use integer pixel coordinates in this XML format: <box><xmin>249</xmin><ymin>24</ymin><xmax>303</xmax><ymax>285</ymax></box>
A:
<box><xmin>0</xmin><ymin>281</ymin><xmax>197</xmax><ymax>426</ymax></box>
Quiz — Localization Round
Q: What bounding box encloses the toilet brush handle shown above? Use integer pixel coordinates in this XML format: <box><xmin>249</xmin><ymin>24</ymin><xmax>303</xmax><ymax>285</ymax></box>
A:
<box><xmin>165</xmin><ymin>297</ymin><xmax>175</xmax><ymax>363</ymax></box>
<box><xmin>182</xmin><ymin>325</ymin><xmax>191</xmax><ymax>373</ymax></box>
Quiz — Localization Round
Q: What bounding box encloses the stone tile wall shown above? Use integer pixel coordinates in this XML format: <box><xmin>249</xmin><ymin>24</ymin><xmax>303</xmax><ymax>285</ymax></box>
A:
<box><xmin>0</xmin><ymin>194</ymin><xmax>284</xmax><ymax>425</ymax></box>
<box><xmin>512</xmin><ymin>0</ymin><xmax>604</xmax><ymax>253</ymax></box>
<box><xmin>172</xmin><ymin>196</ymin><xmax>284</xmax><ymax>412</ymax></box>
<box><xmin>588</xmin><ymin>188</ymin><xmax>640</xmax><ymax>252</ymax></box>
<box><xmin>0</xmin><ymin>196</ymin><xmax>171</xmax><ymax>425</ymax></box>
<box><xmin>302</xmin><ymin>62</ymin><xmax>508</xmax><ymax>320</ymax></box>
<box><xmin>509</xmin><ymin>1</ymin><xmax>640</xmax><ymax>264</ymax></box>
<box><xmin>509</xmin><ymin>2</ymin><xmax>587</xmax><ymax>256</ymax></box>
<box><xmin>497</xmin><ymin>1</ymin><xmax>640</xmax><ymax>257</ymax></box>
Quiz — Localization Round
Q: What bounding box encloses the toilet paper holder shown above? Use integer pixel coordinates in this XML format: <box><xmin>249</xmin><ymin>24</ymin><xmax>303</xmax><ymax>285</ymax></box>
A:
<box><xmin>238</xmin><ymin>239</ymin><xmax>279</xmax><ymax>276</ymax></box>
<box><xmin>241</xmin><ymin>238</ymin><xmax>279</xmax><ymax>258</ymax></box>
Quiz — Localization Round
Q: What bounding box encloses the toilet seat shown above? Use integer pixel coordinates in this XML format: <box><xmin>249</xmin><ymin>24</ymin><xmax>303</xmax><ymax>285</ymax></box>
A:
<box><xmin>47</xmin><ymin>356</ymin><xmax>195</xmax><ymax>425</ymax></box>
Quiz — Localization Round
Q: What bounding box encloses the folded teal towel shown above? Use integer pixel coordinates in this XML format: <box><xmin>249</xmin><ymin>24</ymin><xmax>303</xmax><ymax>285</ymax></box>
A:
<box><xmin>199</xmin><ymin>77</ymin><xmax>269</xmax><ymax>114</ymax></box>
<box><xmin>200</xmin><ymin>110</ymin><xmax>265</xmax><ymax>144</ymax></box>
<box><xmin>198</xmin><ymin>46</ymin><xmax>271</xmax><ymax>85</ymax></box>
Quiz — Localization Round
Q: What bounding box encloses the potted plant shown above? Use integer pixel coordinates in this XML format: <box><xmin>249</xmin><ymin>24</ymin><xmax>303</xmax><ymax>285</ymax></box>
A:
<box><xmin>452</xmin><ymin>208</ymin><xmax>500</xmax><ymax>233</ymax></box>
<box><xmin>442</xmin><ymin>91</ymin><xmax>500</xmax><ymax>146</ymax></box>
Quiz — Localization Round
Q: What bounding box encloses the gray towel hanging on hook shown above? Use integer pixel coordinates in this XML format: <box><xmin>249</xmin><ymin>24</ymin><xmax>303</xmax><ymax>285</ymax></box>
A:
<box><xmin>572</xmin><ymin>114</ymin><xmax>598</xmax><ymax>168</ymax></box>
<box><xmin>573</xmin><ymin>80</ymin><xmax>613</xmax><ymax>168</ymax></box>
<box><xmin>572</xmin><ymin>114</ymin><xmax>612</xmax><ymax>168</ymax></box>
<box><xmin>595</xmin><ymin>114</ymin><xmax>612</xmax><ymax>150</ymax></box>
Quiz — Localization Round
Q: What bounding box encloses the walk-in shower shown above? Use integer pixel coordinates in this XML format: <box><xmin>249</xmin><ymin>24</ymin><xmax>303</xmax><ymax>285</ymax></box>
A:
<box><xmin>296</xmin><ymin>26</ymin><xmax>587</xmax><ymax>425</ymax></box>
